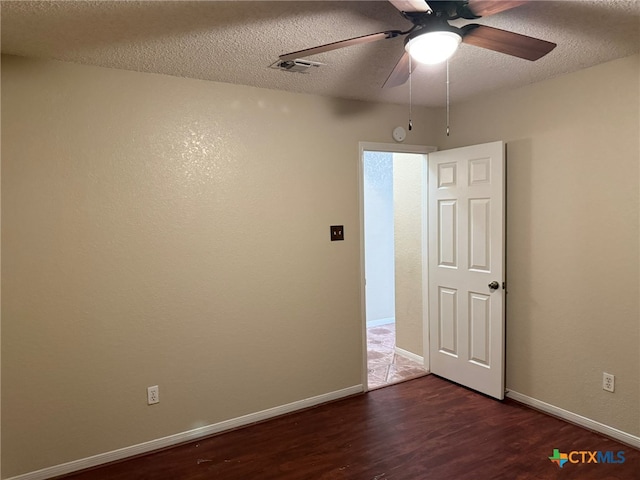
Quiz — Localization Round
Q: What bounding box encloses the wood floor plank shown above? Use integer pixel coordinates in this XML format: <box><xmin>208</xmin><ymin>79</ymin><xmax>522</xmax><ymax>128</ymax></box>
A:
<box><xmin>57</xmin><ymin>375</ymin><xmax>639</xmax><ymax>479</ymax></box>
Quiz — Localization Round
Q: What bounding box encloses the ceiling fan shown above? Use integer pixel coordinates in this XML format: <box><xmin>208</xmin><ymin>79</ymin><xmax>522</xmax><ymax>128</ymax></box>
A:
<box><xmin>278</xmin><ymin>0</ymin><xmax>557</xmax><ymax>88</ymax></box>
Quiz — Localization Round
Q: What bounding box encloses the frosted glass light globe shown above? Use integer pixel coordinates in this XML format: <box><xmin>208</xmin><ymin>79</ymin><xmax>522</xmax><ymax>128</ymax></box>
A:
<box><xmin>405</xmin><ymin>31</ymin><xmax>462</xmax><ymax>65</ymax></box>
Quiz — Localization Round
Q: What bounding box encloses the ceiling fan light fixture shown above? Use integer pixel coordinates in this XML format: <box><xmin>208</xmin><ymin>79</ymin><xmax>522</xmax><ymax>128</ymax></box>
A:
<box><xmin>405</xmin><ymin>30</ymin><xmax>462</xmax><ymax>65</ymax></box>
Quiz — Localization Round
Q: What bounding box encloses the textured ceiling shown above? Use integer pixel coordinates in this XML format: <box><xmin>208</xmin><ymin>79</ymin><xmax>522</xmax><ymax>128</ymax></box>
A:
<box><xmin>1</xmin><ymin>0</ymin><xmax>639</xmax><ymax>107</ymax></box>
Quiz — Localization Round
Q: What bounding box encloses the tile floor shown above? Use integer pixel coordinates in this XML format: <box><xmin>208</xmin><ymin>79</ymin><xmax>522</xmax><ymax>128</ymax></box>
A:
<box><xmin>367</xmin><ymin>322</ymin><xmax>428</xmax><ymax>389</ymax></box>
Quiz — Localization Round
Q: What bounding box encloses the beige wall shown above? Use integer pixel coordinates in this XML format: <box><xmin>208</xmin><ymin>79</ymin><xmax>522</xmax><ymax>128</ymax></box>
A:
<box><xmin>437</xmin><ymin>54</ymin><xmax>640</xmax><ymax>436</ymax></box>
<box><xmin>0</xmin><ymin>55</ymin><xmax>439</xmax><ymax>477</ymax></box>
<box><xmin>2</xmin><ymin>52</ymin><xmax>639</xmax><ymax>478</ymax></box>
<box><xmin>393</xmin><ymin>153</ymin><xmax>424</xmax><ymax>356</ymax></box>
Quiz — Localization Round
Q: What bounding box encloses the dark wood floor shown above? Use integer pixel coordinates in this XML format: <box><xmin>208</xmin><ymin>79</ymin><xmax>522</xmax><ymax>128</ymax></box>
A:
<box><xmin>57</xmin><ymin>375</ymin><xmax>638</xmax><ymax>480</ymax></box>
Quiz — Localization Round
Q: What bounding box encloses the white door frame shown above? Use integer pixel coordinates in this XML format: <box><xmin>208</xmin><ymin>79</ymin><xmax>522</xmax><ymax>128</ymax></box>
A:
<box><xmin>358</xmin><ymin>142</ymin><xmax>437</xmax><ymax>391</ymax></box>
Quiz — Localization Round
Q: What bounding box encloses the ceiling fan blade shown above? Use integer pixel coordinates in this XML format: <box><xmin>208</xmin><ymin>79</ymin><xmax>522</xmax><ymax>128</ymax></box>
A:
<box><xmin>467</xmin><ymin>0</ymin><xmax>529</xmax><ymax>17</ymax></box>
<box><xmin>279</xmin><ymin>30</ymin><xmax>403</xmax><ymax>62</ymax></box>
<box><xmin>383</xmin><ymin>51</ymin><xmax>411</xmax><ymax>88</ymax></box>
<box><xmin>461</xmin><ymin>24</ymin><xmax>556</xmax><ymax>61</ymax></box>
<box><xmin>388</xmin><ymin>0</ymin><xmax>431</xmax><ymax>13</ymax></box>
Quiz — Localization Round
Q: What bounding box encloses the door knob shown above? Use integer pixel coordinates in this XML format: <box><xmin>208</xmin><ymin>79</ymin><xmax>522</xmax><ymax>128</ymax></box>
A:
<box><xmin>488</xmin><ymin>281</ymin><xmax>500</xmax><ymax>290</ymax></box>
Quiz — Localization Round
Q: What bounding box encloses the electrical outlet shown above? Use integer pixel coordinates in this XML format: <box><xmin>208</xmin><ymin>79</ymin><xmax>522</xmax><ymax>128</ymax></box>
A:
<box><xmin>147</xmin><ymin>385</ymin><xmax>159</xmax><ymax>405</ymax></box>
<box><xmin>602</xmin><ymin>373</ymin><xmax>615</xmax><ymax>393</ymax></box>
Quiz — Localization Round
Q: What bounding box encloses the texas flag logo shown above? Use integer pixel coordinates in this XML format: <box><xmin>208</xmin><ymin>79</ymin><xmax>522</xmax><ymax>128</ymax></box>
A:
<box><xmin>549</xmin><ymin>449</ymin><xmax>569</xmax><ymax>468</ymax></box>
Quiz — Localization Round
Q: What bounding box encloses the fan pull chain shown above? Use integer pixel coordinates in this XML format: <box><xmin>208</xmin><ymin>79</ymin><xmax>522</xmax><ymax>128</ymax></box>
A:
<box><xmin>446</xmin><ymin>59</ymin><xmax>450</xmax><ymax>137</ymax></box>
<box><xmin>408</xmin><ymin>54</ymin><xmax>413</xmax><ymax>131</ymax></box>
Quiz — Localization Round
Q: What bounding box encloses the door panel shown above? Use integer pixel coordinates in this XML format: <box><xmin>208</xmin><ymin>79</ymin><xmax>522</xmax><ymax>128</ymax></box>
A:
<box><xmin>468</xmin><ymin>292</ymin><xmax>490</xmax><ymax>366</ymax></box>
<box><xmin>469</xmin><ymin>198</ymin><xmax>491</xmax><ymax>271</ymax></box>
<box><xmin>428</xmin><ymin>141</ymin><xmax>505</xmax><ymax>399</ymax></box>
<box><xmin>438</xmin><ymin>200</ymin><xmax>457</xmax><ymax>267</ymax></box>
<box><xmin>438</xmin><ymin>287</ymin><xmax>458</xmax><ymax>356</ymax></box>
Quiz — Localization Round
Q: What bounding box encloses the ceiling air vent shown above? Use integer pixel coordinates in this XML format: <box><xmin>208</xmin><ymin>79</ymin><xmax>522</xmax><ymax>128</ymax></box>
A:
<box><xmin>270</xmin><ymin>59</ymin><xmax>323</xmax><ymax>73</ymax></box>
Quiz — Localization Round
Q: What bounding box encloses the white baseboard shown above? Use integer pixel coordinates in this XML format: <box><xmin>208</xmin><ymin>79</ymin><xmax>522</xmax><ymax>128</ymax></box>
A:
<box><xmin>7</xmin><ymin>384</ymin><xmax>364</xmax><ymax>480</ymax></box>
<box><xmin>394</xmin><ymin>346</ymin><xmax>424</xmax><ymax>365</ymax></box>
<box><xmin>506</xmin><ymin>390</ymin><xmax>640</xmax><ymax>449</ymax></box>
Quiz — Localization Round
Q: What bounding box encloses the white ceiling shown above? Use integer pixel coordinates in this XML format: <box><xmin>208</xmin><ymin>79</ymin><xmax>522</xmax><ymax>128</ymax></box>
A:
<box><xmin>1</xmin><ymin>0</ymin><xmax>639</xmax><ymax>107</ymax></box>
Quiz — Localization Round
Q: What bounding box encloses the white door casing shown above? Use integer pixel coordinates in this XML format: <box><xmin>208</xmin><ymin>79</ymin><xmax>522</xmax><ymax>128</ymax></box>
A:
<box><xmin>358</xmin><ymin>142</ymin><xmax>436</xmax><ymax>390</ymax></box>
<box><xmin>428</xmin><ymin>141</ymin><xmax>505</xmax><ymax>399</ymax></box>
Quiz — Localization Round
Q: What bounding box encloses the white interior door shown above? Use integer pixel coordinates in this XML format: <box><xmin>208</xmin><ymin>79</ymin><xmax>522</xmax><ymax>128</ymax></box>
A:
<box><xmin>428</xmin><ymin>141</ymin><xmax>505</xmax><ymax>399</ymax></box>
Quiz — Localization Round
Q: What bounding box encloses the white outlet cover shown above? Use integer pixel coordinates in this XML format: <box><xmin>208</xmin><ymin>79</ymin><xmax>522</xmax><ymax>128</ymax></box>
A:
<box><xmin>147</xmin><ymin>385</ymin><xmax>160</xmax><ymax>404</ymax></box>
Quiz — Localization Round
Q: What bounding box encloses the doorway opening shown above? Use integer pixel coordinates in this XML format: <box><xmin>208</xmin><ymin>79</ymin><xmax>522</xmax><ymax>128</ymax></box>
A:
<box><xmin>360</xmin><ymin>143</ymin><xmax>435</xmax><ymax>390</ymax></box>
